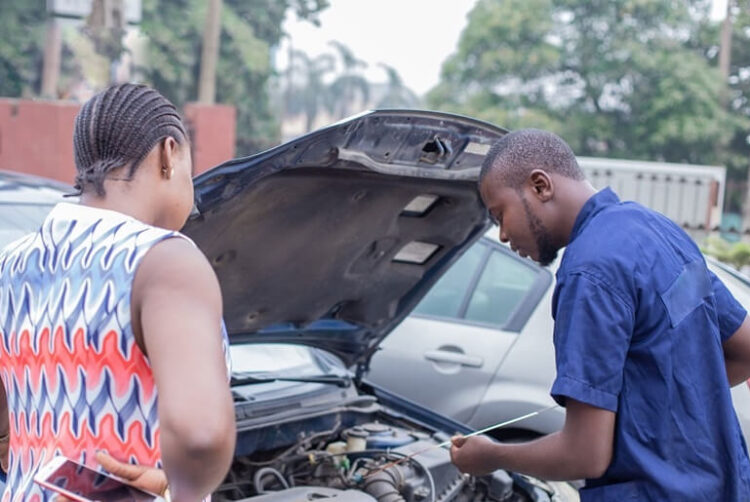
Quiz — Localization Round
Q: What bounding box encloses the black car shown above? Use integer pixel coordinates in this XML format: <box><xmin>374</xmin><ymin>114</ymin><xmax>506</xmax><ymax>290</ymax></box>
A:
<box><xmin>183</xmin><ymin>110</ymin><xmax>578</xmax><ymax>501</ymax></box>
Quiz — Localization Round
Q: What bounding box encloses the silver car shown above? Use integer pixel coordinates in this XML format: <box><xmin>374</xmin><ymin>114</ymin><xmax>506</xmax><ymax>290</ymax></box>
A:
<box><xmin>368</xmin><ymin>228</ymin><xmax>750</xmax><ymax>442</ymax></box>
<box><xmin>0</xmin><ymin>170</ymin><xmax>72</xmax><ymax>249</ymax></box>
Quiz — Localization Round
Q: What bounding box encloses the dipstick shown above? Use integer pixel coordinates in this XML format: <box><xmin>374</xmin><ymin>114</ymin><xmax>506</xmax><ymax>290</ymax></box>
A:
<box><xmin>364</xmin><ymin>404</ymin><xmax>560</xmax><ymax>479</ymax></box>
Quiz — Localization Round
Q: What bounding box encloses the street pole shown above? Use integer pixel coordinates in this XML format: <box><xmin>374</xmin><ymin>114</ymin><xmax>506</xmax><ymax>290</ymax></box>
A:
<box><xmin>719</xmin><ymin>0</ymin><xmax>733</xmax><ymax>84</ymax></box>
<box><xmin>198</xmin><ymin>0</ymin><xmax>223</xmax><ymax>104</ymax></box>
<box><xmin>40</xmin><ymin>17</ymin><xmax>62</xmax><ymax>98</ymax></box>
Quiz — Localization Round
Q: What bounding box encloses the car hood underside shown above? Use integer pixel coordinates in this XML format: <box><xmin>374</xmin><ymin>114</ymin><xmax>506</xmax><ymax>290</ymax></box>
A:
<box><xmin>183</xmin><ymin>110</ymin><xmax>507</xmax><ymax>367</ymax></box>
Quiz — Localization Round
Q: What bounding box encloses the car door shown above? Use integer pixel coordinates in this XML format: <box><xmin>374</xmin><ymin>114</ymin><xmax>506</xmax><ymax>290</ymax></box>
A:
<box><xmin>368</xmin><ymin>238</ymin><xmax>551</xmax><ymax>423</ymax></box>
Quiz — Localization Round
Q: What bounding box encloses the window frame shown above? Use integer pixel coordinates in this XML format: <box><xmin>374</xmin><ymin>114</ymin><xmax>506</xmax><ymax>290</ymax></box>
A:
<box><xmin>410</xmin><ymin>240</ymin><xmax>491</xmax><ymax>321</ymax></box>
<box><xmin>411</xmin><ymin>237</ymin><xmax>553</xmax><ymax>333</ymax></box>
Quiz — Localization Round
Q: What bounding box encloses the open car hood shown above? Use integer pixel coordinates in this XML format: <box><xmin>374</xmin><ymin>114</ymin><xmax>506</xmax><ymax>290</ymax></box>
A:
<box><xmin>183</xmin><ymin>110</ymin><xmax>507</xmax><ymax>367</ymax></box>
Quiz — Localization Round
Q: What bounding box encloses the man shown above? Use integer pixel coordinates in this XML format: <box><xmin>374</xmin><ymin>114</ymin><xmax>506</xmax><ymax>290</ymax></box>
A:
<box><xmin>450</xmin><ymin>129</ymin><xmax>750</xmax><ymax>501</ymax></box>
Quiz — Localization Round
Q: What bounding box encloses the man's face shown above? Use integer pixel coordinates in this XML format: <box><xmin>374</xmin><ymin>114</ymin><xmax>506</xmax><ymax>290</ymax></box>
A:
<box><xmin>480</xmin><ymin>179</ymin><xmax>559</xmax><ymax>267</ymax></box>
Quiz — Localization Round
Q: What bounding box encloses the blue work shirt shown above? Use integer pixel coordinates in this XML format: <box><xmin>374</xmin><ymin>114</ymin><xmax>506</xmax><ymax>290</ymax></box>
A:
<box><xmin>551</xmin><ymin>188</ymin><xmax>750</xmax><ymax>501</ymax></box>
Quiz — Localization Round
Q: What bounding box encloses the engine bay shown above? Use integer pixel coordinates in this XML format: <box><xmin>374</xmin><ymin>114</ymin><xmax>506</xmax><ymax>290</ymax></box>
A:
<box><xmin>218</xmin><ymin>345</ymin><xmax>570</xmax><ymax>501</ymax></box>
<box><xmin>215</xmin><ymin>405</ymin><xmax>550</xmax><ymax>501</ymax></box>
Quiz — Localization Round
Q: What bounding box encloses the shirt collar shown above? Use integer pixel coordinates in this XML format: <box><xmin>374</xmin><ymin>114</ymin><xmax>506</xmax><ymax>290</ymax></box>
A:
<box><xmin>569</xmin><ymin>187</ymin><xmax>620</xmax><ymax>243</ymax></box>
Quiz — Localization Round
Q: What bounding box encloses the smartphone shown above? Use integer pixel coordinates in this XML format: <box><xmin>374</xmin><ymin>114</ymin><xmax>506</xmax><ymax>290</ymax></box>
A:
<box><xmin>34</xmin><ymin>456</ymin><xmax>164</xmax><ymax>502</ymax></box>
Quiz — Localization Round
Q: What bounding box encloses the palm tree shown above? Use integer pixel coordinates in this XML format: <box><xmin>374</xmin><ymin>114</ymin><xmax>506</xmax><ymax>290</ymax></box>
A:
<box><xmin>376</xmin><ymin>63</ymin><xmax>420</xmax><ymax>109</ymax></box>
<box><xmin>327</xmin><ymin>41</ymin><xmax>370</xmax><ymax>119</ymax></box>
<box><xmin>287</xmin><ymin>50</ymin><xmax>335</xmax><ymax>132</ymax></box>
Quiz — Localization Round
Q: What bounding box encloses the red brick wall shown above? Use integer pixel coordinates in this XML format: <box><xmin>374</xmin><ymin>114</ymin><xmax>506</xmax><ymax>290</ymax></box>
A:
<box><xmin>184</xmin><ymin>103</ymin><xmax>236</xmax><ymax>176</ymax></box>
<box><xmin>0</xmin><ymin>98</ymin><xmax>80</xmax><ymax>185</ymax></box>
<box><xmin>0</xmin><ymin>99</ymin><xmax>236</xmax><ymax>184</ymax></box>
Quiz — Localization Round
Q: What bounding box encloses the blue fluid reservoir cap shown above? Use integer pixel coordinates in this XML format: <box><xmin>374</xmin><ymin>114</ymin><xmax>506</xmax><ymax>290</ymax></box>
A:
<box><xmin>362</xmin><ymin>423</ymin><xmax>415</xmax><ymax>449</ymax></box>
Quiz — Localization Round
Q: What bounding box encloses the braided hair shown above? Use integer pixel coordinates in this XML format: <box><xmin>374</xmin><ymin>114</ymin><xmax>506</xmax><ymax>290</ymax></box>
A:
<box><xmin>72</xmin><ymin>83</ymin><xmax>188</xmax><ymax>196</ymax></box>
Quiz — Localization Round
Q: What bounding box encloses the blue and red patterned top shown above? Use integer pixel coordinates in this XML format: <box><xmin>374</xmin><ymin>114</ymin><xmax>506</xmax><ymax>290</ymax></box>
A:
<box><xmin>0</xmin><ymin>203</ymin><xmax>229</xmax><ymax>501</ymax></box>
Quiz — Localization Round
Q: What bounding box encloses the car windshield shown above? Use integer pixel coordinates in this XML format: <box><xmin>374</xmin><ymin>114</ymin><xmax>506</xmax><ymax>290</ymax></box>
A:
<box><xmin>229</xmin><ymin>343</ymin><xmax>345</xmax><ymax>379</ymax></box>
<box><xmin>0</xmin><ymin>203</ymin><xmax>55</xmax><ymax>250</ymax></box>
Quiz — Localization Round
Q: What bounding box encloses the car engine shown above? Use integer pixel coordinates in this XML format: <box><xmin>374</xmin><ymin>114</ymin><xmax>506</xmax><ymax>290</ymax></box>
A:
<box><xmin>215</xmin><ymin>419</ymin><xmax>544</xmax><ymax>502</ymax></box>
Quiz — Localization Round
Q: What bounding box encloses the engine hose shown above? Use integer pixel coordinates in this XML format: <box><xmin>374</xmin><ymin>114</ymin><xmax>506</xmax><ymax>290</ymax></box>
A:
<box><xmin>362</xmin><ymin>465</ymin><xmax>406</xmax><ymax>502</ymax></box>
<box><xmin>254</xmin><ymin>467</ymin><xmax>290</xmax><ymax>494</ymax></box>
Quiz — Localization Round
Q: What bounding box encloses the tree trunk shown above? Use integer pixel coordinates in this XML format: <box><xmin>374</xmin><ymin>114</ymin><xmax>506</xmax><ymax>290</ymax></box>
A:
<box><xmin>40</xmin><ymin>17</ymin><xmax>61</xmax><ymax>98</ymax></box>
<box><xmin>719</xmin><ymin>0</ymin><xmax>733</xmax><ymax>83</ymax></box>
<box><xmin>198</xmin><ymin>0</ymin><xmax>223</xmax><ymax>104</ymax></box>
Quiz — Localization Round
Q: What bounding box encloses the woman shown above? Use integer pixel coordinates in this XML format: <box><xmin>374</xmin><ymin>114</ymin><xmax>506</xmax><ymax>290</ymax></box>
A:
<box><xmin>0</xmin><ymin>84</ymin><xmax>235</xmax><ymax>501</ymax></box>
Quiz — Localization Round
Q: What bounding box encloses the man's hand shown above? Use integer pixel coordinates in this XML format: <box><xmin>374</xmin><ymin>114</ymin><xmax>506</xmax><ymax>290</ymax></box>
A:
<box><xmin>95</xmin><ymin>451</ymin><xmax>168</xmax><ymax>496</ymax></box>
<box><xmin>450</xmin><ymin>435</ymin><xmax>499</xmax><ymax>476</ymax></box>
<box><xmin>449</xmin><ymin>400</ymin><xmax>614</xmax><ymax>481</ymax></box>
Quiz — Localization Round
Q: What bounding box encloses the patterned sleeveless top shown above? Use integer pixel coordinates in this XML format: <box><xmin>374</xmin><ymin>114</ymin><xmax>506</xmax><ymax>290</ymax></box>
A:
<box><xmin>0</xmin><ymin>203</ymin><xmax>229</xmax><ymax>501</ymax></box>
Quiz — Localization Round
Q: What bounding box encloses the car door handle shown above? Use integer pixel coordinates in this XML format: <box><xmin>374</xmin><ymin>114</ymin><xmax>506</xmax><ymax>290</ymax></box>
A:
<box><xmin>424</xmin><ymin>350</ymin><xmax>483</xmax><ymax>368</ymax></box>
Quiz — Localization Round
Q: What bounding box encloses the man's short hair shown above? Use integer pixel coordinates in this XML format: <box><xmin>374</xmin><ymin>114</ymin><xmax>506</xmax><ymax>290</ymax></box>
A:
<box><xmin>479</xmin><ymin>129</ymin><xmax>584</xmax><ymax>190</ymax></box>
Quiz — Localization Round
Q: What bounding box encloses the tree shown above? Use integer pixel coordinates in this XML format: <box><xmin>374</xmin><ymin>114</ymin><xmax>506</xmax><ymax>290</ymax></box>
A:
<box><xmin>139</xmin><ymin>0</ymin><xmax>329</xmax><ymax>154</ymax></box>
<box><xmin>427</xmin><ymin>0</ymin><xmax>740</xmax><ymax>169</ymax></box>
<box><xmin>326</xmin><ymin>41</ymin><xmax>370</xmax><ymax>119</ymax></box>
<box><xmin>0</xmin><ymin>1</ymin><xmax>330</xmax><ymax>152</ymax></box>
<box><xmin>376</xmin><ymin>63</ymin><xmax>420</xmax><ymax>109</ymax></box>
<box><xmin>688</xmin><ymin>2</ymin><xmax>750</xmax><ymax>213</ymax></box>
<box><xmin>719</xmin><ymin>3</ymin><xmax>750</xmax><ymax>181</ymax></box>
<box><xmin>0</xmin><ymin>1</ymin><xmax>50</xmax><ymax>97</ymax></box>
<box><xmin>286</xmin><ymin>50</ymin><xmax>335</xmax><ymax>132</ymax></box>
<box><xmin>281</xmin><ymin>47</ymin><xmax>419</xmax><ymax>130</ymax></box>
<box><xmin>0</xmin><ymin>2</ymin><xmax>93</xmax><ymax>99</ymax></box>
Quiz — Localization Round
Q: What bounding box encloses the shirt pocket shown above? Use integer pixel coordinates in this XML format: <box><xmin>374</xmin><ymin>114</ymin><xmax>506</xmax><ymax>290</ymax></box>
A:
<box><xmin>660</xmin><ymin>260</ymin><xmax>711</xmax><ymax>328</ymax></box>
<box><xmin>580</xmin><ymin>480</ymin><xmax>643</xmax><ymax>502</ymax></box>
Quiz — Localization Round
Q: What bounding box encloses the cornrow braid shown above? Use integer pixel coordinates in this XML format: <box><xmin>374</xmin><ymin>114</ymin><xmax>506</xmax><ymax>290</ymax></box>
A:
<box><xmin>72</xmin><ymin>83</ymin><xmax>188</xmax><ymax>196</ymax></box>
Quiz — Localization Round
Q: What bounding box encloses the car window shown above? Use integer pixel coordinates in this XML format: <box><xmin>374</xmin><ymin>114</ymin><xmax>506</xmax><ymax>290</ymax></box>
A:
<box><xmin>464</xmin><ymin>248</ymin><xmax>539</xmax><ymax>326</ymax></box>
<box><xmin>412</xmin><ymin>242</ymin><xmax>487</xmax><ymax>320</ymax></box>
<box><xmin>0</xmin><ymin>203</ymin><xmax>54</xmax><ymax>250</ymax></box>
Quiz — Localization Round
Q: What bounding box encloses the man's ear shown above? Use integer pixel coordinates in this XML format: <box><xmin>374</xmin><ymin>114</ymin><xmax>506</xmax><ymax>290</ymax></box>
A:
<box><xmin>159</xmin><ymin>137</ymin><xmax>179</xmax><ymax>179</ymax></box>
<box><xmin>528</xmin><ymin>169</ymin><xmax>553</xmax><ymax>202</ymax></box>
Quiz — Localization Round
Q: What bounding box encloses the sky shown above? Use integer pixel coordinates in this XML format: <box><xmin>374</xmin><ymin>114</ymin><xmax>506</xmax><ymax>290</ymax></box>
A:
<box><xmin>279</xmin><ymin>0</ymin><xmax>477</xmax><ymax>96</ymax></box>
<box><xmin>280</xmin><ymin>0</ymin><xmax>730</xmax><ymax>97</ymax></box>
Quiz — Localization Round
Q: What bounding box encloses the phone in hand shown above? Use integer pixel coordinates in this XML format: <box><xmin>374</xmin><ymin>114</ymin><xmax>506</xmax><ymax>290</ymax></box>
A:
<box><xmin>34</xmin><ymin>456</ymin><xmax>164</xmax><ymax>502</ymax></box>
